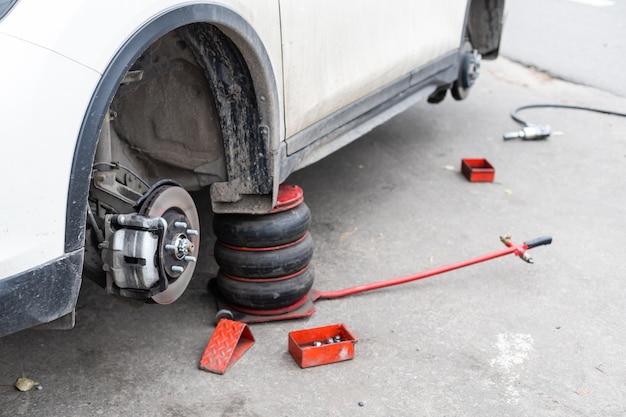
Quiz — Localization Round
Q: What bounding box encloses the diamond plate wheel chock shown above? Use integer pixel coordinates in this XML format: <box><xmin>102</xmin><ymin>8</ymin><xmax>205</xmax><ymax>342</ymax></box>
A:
<box><xmin>199</xmin><ymin>318</ymin><xmax>255</xmax><ymax>374</ymax></box>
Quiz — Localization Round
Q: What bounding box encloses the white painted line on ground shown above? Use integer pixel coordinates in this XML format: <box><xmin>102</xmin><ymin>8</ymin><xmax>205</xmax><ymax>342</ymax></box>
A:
<box><xmin>490</xmin><ymin>333</ymin><xmax>535</xmax><ymax>404</ymax></box>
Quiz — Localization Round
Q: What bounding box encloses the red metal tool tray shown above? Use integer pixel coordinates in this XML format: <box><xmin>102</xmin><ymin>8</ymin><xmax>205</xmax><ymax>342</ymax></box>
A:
<box><xmin>288</xmin><ymin>323</ymin><xmax>357</xmax><ymax>368</ymax></box>
<box><xmin>461</xmin><ymin>158</ymin><xmax>495</xmax><ymax>182</ymax></box>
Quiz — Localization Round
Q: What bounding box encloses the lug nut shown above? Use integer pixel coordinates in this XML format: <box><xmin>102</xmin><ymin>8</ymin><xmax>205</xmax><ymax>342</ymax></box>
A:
<box><xmin>171</xmin><ymin>265</ymin><xmax>184</xmax><ymax>273</ymax></box>
<box><xmin>312</xmin><ymin>341</ymin><xmax>322</xmax><ymax>347</ymax></box>
<box><xmin>184</xmin><ymin>255</ymin><xmax>197</xmax><ymax>263</ymax></box>
<box><xmin>174</xmin><ymin>221</ymin><xmax>188</xmax><ymax>229</ymax></box>
<box><xmin>186</xmin><ymin>229</ymin><xmax>199</xmax><ymax>236</ymax></box>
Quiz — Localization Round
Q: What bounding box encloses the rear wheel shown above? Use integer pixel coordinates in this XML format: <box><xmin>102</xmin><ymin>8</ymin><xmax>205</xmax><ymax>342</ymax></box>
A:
<box><xmin>451</xmin><ymin>45</ymin><xmax>481</xmax><ymax>101</ymax></box>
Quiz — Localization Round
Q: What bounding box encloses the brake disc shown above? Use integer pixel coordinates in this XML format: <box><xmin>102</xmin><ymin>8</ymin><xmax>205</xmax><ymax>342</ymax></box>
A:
<box><xmin>139</xmin><ymin>185</ymin><xmax>200</xmax><ymax>304</ymax></box>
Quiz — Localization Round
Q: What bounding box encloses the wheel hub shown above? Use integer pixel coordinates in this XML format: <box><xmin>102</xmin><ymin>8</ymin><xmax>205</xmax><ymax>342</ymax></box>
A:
<box><xmin>451</xmin><ymin>46</ymin><xmax>482</xmax><ymax>101</ymax></box>
<box><xmin>139</xmin><ymin>185</ymin><xmax>200</xmax><ymax>304</ymax></box>
<box><xmin>168</xmin><ymin>232</ymin><xmax>195</xmax><ymax>261</ymax></box>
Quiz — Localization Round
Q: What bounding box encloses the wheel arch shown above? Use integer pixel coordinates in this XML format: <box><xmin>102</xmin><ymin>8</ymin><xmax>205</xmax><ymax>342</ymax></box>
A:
<box><xmin>466</xmin><ymin>0</ymin><xmax>506</xmax><ymax>59</ymax></box>
<box><xmin>66</xmin><ymin>4</ymin><xmax>281</xmax><ymax>253</ymax></box>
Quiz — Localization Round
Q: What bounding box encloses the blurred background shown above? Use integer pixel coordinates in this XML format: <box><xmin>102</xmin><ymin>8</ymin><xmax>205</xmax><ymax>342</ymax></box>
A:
<box><xmin>502</xmin><ymin>0</ymin><xmax>626</xmax><ymax>97</ymax></box>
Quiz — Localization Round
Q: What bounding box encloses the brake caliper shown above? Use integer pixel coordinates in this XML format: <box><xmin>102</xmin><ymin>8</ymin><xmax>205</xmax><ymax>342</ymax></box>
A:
<box><xmin>101</xmin><ymin>213</ymin><xmax>168</xmax><ymax>298</ymax></box>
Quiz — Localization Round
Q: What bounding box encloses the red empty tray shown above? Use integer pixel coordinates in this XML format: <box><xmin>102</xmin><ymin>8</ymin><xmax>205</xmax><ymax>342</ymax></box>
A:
<box><xmin>461</xmin><ymin>158</ymin><xmax>495</xmax><ymax>182</ymax></box>
<box><xmin>288</xmin><ymin>323</ymin><xmax>358</xmax><ymax>368</ymax></box>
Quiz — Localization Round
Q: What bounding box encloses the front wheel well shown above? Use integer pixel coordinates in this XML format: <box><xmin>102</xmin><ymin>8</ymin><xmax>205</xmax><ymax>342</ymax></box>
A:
<box><xmin>108</xmin><ymin>27</ymin><xmax>227</xmax><ymax>192</ymax></box>
<box><xmin>68</xmin><ymin>4</ymin><xmax>282</xmax><ymax>252</ymax></box>
<box><xmin>181</xmin><ymin>23</ymin><xmax>275</xmax><ymax>213</ymax></box>
<box><xmin>107</xmin><ymin>22</ymin><xmax>274</xmax><ymax>202</ymax></box>
<box><xmin>75</xmin><ymin>6</ymin><xmax>284</xmax><ymax>302</ymax></box>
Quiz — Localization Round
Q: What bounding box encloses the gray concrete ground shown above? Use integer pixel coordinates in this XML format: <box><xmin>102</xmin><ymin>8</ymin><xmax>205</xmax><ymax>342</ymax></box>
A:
<box><xmin>1</xmin><ymin>58</ymin><xmax>626</xmax><ymax>416</ymax></box>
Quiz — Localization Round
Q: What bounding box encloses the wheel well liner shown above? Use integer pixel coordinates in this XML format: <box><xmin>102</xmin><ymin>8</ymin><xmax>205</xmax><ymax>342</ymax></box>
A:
<box><xmin>66</xmin><ymin>4</ymin><xmax>280</xmax><ymax>252</ymax></box>
<box><xmin>467</xmin><ymin>0</ymin><xmax>505</xmax><ymax>59</ymax></box>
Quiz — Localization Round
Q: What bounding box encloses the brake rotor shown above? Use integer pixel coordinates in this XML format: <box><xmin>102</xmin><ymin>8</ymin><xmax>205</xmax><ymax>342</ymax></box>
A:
<box><xmin>139</xmin><ymin>185</ymin><xmax>200</xmax><ymax>304</ymax></box>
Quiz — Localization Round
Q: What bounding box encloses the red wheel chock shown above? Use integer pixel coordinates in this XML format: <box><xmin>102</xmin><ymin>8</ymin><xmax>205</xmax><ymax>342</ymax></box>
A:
<box><xmin>199</xmin><ymin>318</ymin><xmax>255</xmax><ymax>374</ymax></box>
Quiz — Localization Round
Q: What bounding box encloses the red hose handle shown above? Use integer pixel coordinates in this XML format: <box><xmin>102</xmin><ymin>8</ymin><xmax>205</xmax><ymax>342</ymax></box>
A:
<box><xmin>502</xmin><ymin>235</ymin><xmax>553</xmax><ymax>264</ymax></box>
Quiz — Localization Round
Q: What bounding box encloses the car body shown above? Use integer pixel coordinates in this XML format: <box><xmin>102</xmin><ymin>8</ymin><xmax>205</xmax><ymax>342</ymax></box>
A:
<box><xmin>0</xmin><ymin>0</ymin><xmax>505</xmax><ymax>336</ymax></box>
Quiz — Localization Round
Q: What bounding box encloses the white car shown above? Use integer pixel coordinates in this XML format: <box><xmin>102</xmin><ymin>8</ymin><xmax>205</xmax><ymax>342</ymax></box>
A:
<box><xmin>0</xmin><ymin>0</ymin><xmax>504</xmax><ymax>336</ymax></box>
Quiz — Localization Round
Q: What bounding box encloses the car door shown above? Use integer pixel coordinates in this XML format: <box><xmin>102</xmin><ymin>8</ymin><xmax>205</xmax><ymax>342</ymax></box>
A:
<box><xmin>279</xmin><ymin>0</ymin><xmax>468</xmax><ymax>140</ymax></box>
